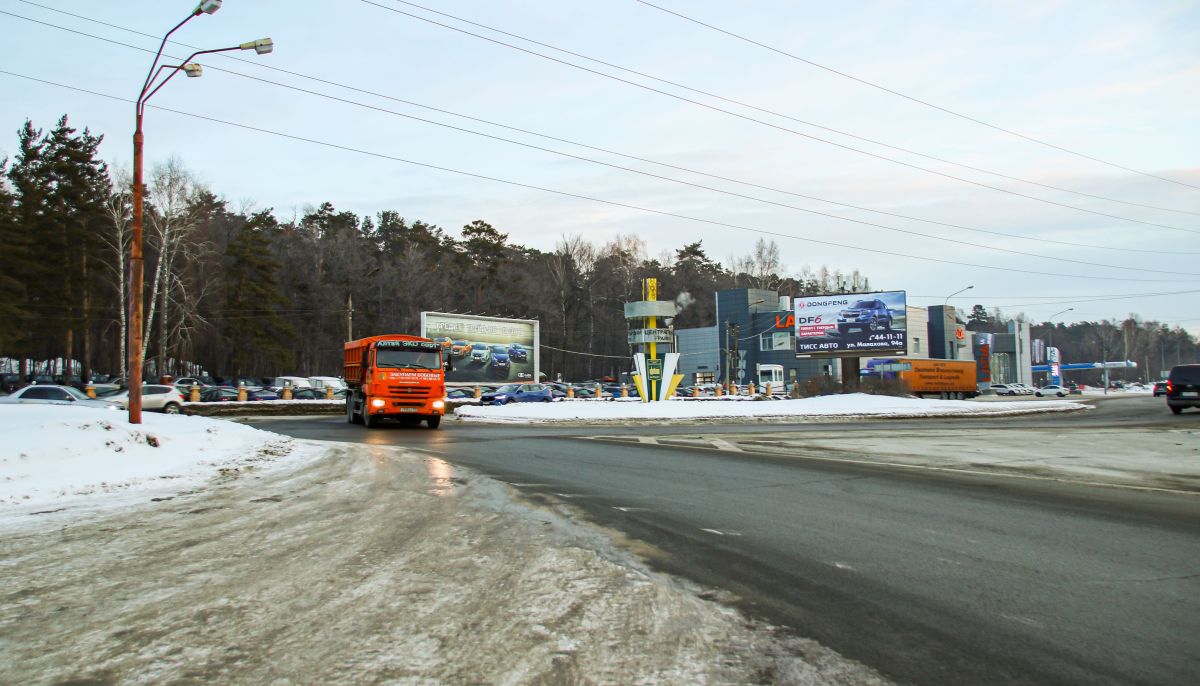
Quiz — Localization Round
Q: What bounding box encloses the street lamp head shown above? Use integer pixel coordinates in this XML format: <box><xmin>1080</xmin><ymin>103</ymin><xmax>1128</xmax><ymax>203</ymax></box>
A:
<box><xmin>196</xmin><ymin>0</ymin><xmax>222</xmax><ymax>15</ymax></box>
<box><xmin>182</xmin><ymin>63</ymin><xmax>203</xmax><ymax>78</ymax></box>
<box><xmin>239</xmin><ymin>37</ymin><xmax>274</xmax><ymax>55</ymax></box>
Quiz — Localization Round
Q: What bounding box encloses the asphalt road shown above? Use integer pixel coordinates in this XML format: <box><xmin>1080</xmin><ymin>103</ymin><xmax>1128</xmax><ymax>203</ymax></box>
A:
<box><xmin>252</xmin><ymin>396</ymin><xmax>1200</xmax><ymax>686</ymax></box>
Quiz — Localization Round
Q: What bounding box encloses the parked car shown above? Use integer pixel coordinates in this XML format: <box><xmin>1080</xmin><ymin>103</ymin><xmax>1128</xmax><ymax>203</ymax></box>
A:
<box><xmin>289</xmin><ymin>387</ymin><xmax>329</xmax><ymax>400</ymax></box>
<box><xmin>247</xmin><ymin>388</ymin><xmax>280</xmax><ymax>401</ymax></box>
<box><xmin>199</xmin><ymin>386</ymin><xmax>240</xmax><ymax>402</ymax></box>
<box><xmin>1</xmin><ymin>373</ymin><xmax>20</xmax><ymax>393</ymax></box>
<box><xmin>1035</xmin><ymin>384</ymin><xmax>1068</xmax><ymax>397</ymax></box>
<box><xmin>1165</xmin><ymin>364</ymin><xmax>1200</xmax><ymax>415</ymax></box>
<box><xmin>1153</xmin><ymin>380</ymin><xmax>1169</xmax><ymax>397</ymax></box>
<box><xmin>470</xmin><ymin>343</ymin><xmax>491</xmax><ymax>363</ymax></box>
<box><xmin>307</xmin><ymin>376</ymin><xmax>346</xmax><ymax>391</ymax></box>
<box><xmin>489</xmin><ymin>345</ymin><xmax>511</xmax><ymax>375</ymax></box>
<box><xmin>480</xmin><ymin>383</ymin><xmax>554</xmax><ymax>405</ymax></box>
<box><xmin>0</xmin><ymin>384</ymin><xmax>120</xmax><ymax>410</ymax></box>
<box><xmin>988</xmin><ymin>384</ymin><xmax>1019</xmax><ymax>396</ymax></box>
<box><xmin>446</xmin><ymin>387</ymin><xmax>477</xmax><ymax>400</ymax></box>
<box><xmin>451</xmin><ymin>340</ymin><xmax>472</xmax><ymax>358</ymax></box>
<box><xmin>271</xmin><ymin>376</ymin><xmax>313</xmax><ymax>392</ymax></box>
<box><xmin>836</xmin><ymin>298</ymin><xmax>893</xmax><ymax>334</ymax></box>
<box><xmin>104</xmin><ymin>385</ymin><xmax>187</xmax><ymax>414</ymax></box>
<box><xmin>507</xmin><ymin>343</ymin><xmax>529</xmax><ymax>362</ymax></box>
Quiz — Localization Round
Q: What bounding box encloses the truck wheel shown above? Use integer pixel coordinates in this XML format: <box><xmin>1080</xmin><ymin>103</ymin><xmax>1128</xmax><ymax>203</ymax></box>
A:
<box><xmin>426</xmin><ymin>416</ymin><xmax>441</xmax><ymax>429</ymax></box>
<box><xmin>346</xmin><ymin>396</ymin><xmax>356</xmax><ymax>423</ymax></box>
<box><xmin>364</xmin><ymin>410</ymin><xmax>378</xmax><ymax>428</ymax></box>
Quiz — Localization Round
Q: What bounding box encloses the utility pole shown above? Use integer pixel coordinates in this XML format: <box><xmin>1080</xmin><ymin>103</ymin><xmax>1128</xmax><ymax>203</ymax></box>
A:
<box><xmin>346</xmin><ymin>292</ymin><xmax>354</xmax><ymax>341</ymax></box>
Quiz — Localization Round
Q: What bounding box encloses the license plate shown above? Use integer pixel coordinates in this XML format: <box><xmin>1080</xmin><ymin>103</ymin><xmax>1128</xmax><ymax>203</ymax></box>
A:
<box><xmin>398</xmin><ymin>407</ymin><xmax>419</xmax><ymax>413</ymax></box>
<box><xmin>1183</xmin><ymin>392</ymin><xmax>1199</xmax><ymax>398</ymax></box>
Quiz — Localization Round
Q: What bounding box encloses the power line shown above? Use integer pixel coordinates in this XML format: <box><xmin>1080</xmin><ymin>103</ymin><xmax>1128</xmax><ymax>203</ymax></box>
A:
<box><xmin>6</xmin><ymin>6</ymin><xmax>1195</xmax><ymax>258</ymax></box>
<box><xmin>354</xmin><ymin>0</ymin><xmax>1200</xmax><ymax>235</ymax></box>
<box><xmin>633</xmin><ymin>0</ymin><xmax>1200</xmax><ymax>192</ymax></box>
<box><xmin>3</xmin><ymin>68</ymin><xmax>1194</xmax><ymax>286</ymax></box>
<box><xmin>375</xmin><ymin>0</ymin><xmax>1199</xmax><ymax>217</ymax></box>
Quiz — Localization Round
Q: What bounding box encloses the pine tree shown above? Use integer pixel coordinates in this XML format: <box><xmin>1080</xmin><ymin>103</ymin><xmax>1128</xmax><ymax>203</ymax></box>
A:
<box><xmin>0</xmin><ymin>157</ymin><xmax>31</xmax><ymax>359</ymax></box>
<box><xmin>221</xmin><ymin>210</ymin><xmax>296</xmax><ymax>380</ymax></box>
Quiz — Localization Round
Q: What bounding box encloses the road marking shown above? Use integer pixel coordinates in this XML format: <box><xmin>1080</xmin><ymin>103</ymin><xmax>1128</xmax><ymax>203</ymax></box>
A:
<box><xmin>554</xmin><ymin>493</ymin><xmax>585</xmax><ymax>499</ymax></box>
<box><xmin>829</xmin><ymin>561</ymin><xmax>855</xmax><ymax>571</ymax></box>
<box><xmin>636</xmin><ymin>436</ymin><xmax>660</xmax><ymax>444</ymax></box>
<box><xmin>612</xmin><ymin>506</ymin><xmax>646</xmax><ymax>512</ymax></box>
<box><xmin>700</xmin><ymin>528</ymin><xmax>742</xmax><ymax>536</ymax></box>
<box><xmin>707</xmin><ymin>438</ymin><xmax>743</xmax><ymax>452</ymax></box>
<box><xmin>1000</xmin><ymin>613</ymin><xmax>1045</xmax><ymax>629</ymax></box>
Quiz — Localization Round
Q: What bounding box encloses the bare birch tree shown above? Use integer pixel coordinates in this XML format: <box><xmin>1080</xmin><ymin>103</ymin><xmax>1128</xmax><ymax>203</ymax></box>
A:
<box><xmin>100</xmin><ymin>166</ymin><xmax>131</xmax><ymax>379</ymax></box>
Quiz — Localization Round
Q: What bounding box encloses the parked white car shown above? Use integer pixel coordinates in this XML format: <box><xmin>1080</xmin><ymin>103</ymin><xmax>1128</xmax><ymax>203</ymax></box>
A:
<box><xmin>104</xmin><ymin>385</ymin><xmax>186</xmax><ymax>414</ymax></box>
<box><xmin>307</xmin><ymin>376</ymin><xmax>346</xmax><ymax>390</ymax></box>
<box><xmin>1035</xmin><ymin>384</ymin><xmax>1068</xmax><ymax>397</ymax></box>
<box><xmin>0</xmin><ymin>384</ymin><xmax>120</xmax><ymax>410</ymax></box>
<box><xmin>272</xmin><ymin>376</ymin><xmax>314</xmax><ymax>391</ymax></box>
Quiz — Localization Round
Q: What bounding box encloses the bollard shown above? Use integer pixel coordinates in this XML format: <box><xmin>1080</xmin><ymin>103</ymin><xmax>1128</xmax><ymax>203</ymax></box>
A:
<box><xmin>566</xmin><ymin>386</ymin><xmax>575</xmax><ymax>399</ymax></box>
<box><xmin>791</xmin><ymin>381</ymin><xmax>801</xmax><ymax>399</ymax></box>
<box><xmin>282</xmin><ymin>381</ymin><xmax>293</xmax><ymax>400</ymax></box>
<box><xmin>620</xmin><ymin>384</ymin><xmax>628</xmax><ymax>398</ymax></box>
<box><xmin>474</xmin><ymin>385</ymin><xmax>482</xmax><ymax>399</ymax></box>
<box><xmin>237</xmin><ymin>381</ymin><xmax>247</xmax><ymax>402</ymax></box>
<box><xmin>325</xmin><ymin>385</ymin><xmax>334</xmax><ymax>400</ymax></box>
<box><xmin>764</xmin><ymin>382</ymin><xmax>772</xmax><ymax>397</ymax></box>
<box><xmin>715</xmin><ymin>384</ymin><xmax>723</xmax><ymax>397</ymax></box>
<box><xmin>594</xmin><ymin>383</ymin><xmax>602</xmax><ymax>399</ymax></box>
<box><xmin>692</xmin><ymin>386</ymin><xmax>699</xmax><ymax>398</ymax></box>
<box><xmin>748</xmin><ymin>382</ymin><xmax>756</xmax><ymax>396</ymax></box>
<box><xmin>189</xmin><ymin>384</ymin><xmax>200</xmax><ymax>402</ymax></box>
<box><xmin>85</xmin><ymin>384</ymin><xmax>96</xmax><ymax>398</ymax></box>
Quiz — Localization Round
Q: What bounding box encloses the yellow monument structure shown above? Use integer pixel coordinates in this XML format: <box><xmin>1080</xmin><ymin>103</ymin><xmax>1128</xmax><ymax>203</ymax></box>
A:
<box><xmin>625</xmin><ymin>278</ymin><xmax>685</xmax><ymax>402</ymax></box>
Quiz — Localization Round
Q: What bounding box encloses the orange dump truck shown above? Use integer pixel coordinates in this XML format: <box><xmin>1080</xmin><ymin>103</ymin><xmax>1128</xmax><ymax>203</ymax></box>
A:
<box><xmin>344</xmin><ymin>334</ymin><xmax>447</xmax><ymax>428</ymax></box>
<box><xmin>868</xmin><ymin>358</ymin><xmax>979</xmax><ymax>399</ymax></box>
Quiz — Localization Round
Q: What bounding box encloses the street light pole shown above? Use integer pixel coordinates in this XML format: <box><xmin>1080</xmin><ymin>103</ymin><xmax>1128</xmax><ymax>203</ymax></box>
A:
<box><xmin>128</xmin><ymin>1</ymin><xmax>272</xmax><ymax>423</ymax></box>
<box><xmin>943</xmin><ymin>285</ymin><xmax>973</xmax><ymax>359</ymax></box>
<box><xmin>1045</xmin><ymin>307</ymin><xmax>1073</xmax><ymax>349</ymax></box>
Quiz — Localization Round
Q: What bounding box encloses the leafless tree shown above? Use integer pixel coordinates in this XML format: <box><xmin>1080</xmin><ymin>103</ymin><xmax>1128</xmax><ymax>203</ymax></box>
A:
<box><xmin>100</xmin><ymin>165</ymin><xmax>131</xmax><ymax>379</ymax></box>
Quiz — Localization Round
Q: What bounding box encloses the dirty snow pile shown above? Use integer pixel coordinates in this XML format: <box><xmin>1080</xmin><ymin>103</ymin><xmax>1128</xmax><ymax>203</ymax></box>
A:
<box><xmin>456</xmin><ymin>392</ymin><xmax>1087</xmax><ymax>423</ymax></box>
<box><xmin>0</xmin><ymin>405</ymin><xmax>318</xmax><ymax>518</ymax></box>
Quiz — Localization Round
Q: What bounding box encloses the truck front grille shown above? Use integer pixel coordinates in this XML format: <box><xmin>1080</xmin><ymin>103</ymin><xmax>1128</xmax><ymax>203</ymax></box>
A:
<box><xmin>387</xmin><ymin>385</ymin><xmax>433</xmax><ymax>399</ymax></box>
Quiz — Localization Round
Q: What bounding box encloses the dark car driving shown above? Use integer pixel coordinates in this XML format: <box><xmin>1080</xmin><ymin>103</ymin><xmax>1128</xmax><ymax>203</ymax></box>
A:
<box><xmin>1165</xmin><ymin>364</ymin><xmax>1200</xmax><ymax>414</ymax></box>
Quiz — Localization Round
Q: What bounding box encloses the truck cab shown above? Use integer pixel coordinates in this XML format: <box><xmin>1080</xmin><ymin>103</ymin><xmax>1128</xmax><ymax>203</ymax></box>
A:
<box><xmin>344</xmin><ymin>335</ymin><xmax>448</xmax><ymax>428</ymax></box>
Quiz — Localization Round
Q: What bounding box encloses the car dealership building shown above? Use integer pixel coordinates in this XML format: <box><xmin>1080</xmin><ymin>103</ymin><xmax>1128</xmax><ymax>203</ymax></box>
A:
<box><xmin>674</xmin><ymin>288</ymin><xmax>1031</xmax><ymax>389</ymax></box>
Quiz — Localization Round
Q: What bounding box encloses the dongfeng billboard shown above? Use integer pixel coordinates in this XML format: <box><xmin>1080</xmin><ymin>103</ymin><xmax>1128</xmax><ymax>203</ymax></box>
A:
<box><xmin>793</xmin><ymin>291</ymin><xmax>907</xmax><ymax>357</ymax></box>
<box><xmin>420</xmin><ymin>312</ymin><xmax>539</xmax><ymax>384</ymax></box>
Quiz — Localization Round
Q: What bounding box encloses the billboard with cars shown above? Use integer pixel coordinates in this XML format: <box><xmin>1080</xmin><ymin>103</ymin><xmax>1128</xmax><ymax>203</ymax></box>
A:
<box><xmin>420</xmin><ymin>312</ymin><xmax>539</xmax><ymax>384</ymax></box>
<box><xmin>792</xmin><ymin>291</ymin><xmax>907</xmax><ymax>357</ymax></box>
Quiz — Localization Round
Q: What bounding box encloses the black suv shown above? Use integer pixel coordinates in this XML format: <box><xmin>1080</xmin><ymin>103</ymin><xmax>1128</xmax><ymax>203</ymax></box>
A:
<box><xmin>837</xmin><ymin>299</ymin><xmax>893</xmax><ymax>334</ymax></box>
<box><xmin>1165</xmin><ymin>364</ymin><xmax>1200</xmax><ymax>414</ymax></box>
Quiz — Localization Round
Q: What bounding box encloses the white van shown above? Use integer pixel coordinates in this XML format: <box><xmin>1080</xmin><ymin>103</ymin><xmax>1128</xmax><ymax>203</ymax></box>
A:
<box><xmin>308</xmin><ymin>376</ymin><xmax>346</xmax><ymax>390</ymax></box>
<box><xmin>272</xmin><ymin>376</ymin><xmax>313</xmax><ymax>391</ymax></box>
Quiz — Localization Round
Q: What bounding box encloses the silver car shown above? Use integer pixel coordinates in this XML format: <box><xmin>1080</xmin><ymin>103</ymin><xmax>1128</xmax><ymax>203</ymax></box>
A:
<box><xmin>0</xmin><ymin>384</ymin><xmax>120</xmax><ymax>410</ymax></box>
<box><xmin>104</xmin><ymin>385</ymin><xmax>186</xmax><ymax>414</ymax></box>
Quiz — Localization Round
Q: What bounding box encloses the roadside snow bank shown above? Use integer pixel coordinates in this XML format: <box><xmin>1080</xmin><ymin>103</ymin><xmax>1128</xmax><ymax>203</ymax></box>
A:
<box><xmin>0</xmin><ymin>405</ymin><xmax>319</xmax><ymax>518</ymax></box>
<box><xmin>455</xmin><ymin>392</ymin><xmax>1087</xmax><ymax>423</ymax></box>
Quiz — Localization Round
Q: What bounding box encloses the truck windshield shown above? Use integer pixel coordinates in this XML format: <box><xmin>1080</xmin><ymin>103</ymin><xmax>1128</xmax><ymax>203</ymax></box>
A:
<box><xmin>376</xmin><ymin>349</ymin><xmax>441</xmax><ymax>370</ymax></box>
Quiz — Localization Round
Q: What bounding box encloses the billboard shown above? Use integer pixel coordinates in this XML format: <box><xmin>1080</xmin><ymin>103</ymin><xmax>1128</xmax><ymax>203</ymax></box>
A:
<box><xmin>793</xmin><ymin>291</ymin><xmax>907</xmax><ymax>357</ymax></box>
<box><xmin>420</xmin><ymin>312</ymin><xmax>539</xmax><ymax>384</ymax></box>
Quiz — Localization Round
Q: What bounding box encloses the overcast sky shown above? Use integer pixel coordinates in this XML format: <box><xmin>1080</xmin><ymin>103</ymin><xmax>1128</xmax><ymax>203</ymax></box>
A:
<box><xmin>2</xmin><ymin>0</ymin><xmax>1197</xmax><ymax>334</ymax></box>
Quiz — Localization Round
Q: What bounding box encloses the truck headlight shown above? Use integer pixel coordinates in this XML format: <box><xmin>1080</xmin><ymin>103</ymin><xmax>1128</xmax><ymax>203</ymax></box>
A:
<box><xmin>370</xmin><ymin>398</ymin><xmax>386</xmax><ymax>408</ymax></box>
<box><xmin>432</xmin><ymin>400</ymin><xmax>445</xmax><ymax>409</ymax></box>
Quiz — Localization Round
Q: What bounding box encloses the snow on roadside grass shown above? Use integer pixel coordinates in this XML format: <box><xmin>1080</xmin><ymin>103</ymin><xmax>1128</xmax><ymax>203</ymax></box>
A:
<box><xmin>454</xmin><ymin>392</ymin><xmax>1088</xmax><ymax>423</ymax></box>
<box><xmin>0</xmin><ymin>405</ymin><xmax>319</xmax><ymax>519</ymax></box>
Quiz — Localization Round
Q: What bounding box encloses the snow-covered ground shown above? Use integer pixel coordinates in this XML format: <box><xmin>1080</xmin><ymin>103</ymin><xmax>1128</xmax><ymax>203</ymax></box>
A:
<box><xmin>0</xmin><ymin>405</ymin><xmax>324</xmax><ymax>521</ymax></box>
<box><xmin>455</xmin><ymin>392</ymin><xmax>1087</xmax><ymax>423</ymax></box>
